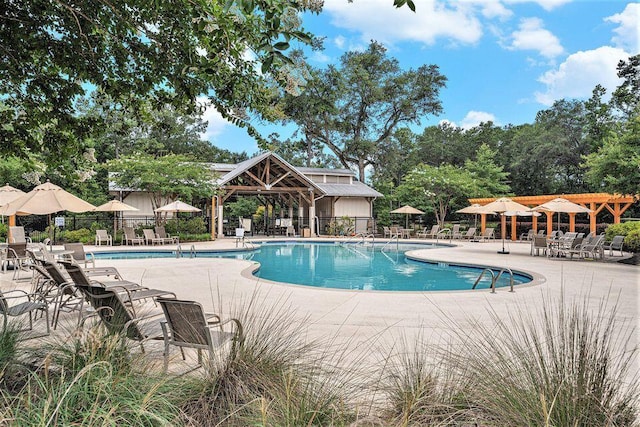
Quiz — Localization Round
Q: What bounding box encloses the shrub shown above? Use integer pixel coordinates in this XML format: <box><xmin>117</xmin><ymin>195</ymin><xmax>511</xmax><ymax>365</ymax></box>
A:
<box><xmin>60</xmin><ymin>228</ymin><xmax>93</xmax><ymax>244</ymax></box>
<box><xmin>0</xmin><ymin>223</ymin><xmax>6</xmax><ymax>241</ymax></box>
<box><xmin>605</xmin><ymin>221</ymin><xmax>640</xmax><ymax>241</ymax></box>
<box><xmin>624</xmin><ymin>228</ymin><xmax>640</xmax><ymax>253</ymax></box>
<box><xmin>164</xmin><ymin>217</ymin><xmax>207</xmax><ymax>235</ymax></box>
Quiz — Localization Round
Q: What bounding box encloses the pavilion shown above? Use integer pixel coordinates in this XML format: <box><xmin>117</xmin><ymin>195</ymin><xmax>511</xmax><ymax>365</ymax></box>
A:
<box><xmin>469</xmin><ymin>193</ymin><xmax>637</xmax><ymax>241</ymax></box>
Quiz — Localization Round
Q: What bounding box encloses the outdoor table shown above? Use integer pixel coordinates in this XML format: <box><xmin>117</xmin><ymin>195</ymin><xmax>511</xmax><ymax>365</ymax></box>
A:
<box><xmin>400</xmin><ymin>228</ymin><xmax>413</xmax><ymax>238</ymax></box>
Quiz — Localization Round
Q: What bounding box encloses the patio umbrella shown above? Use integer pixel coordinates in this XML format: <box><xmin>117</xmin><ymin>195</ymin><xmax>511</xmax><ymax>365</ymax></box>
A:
<box><xmin>94</xmin><ymin>199</ymin><xmax>139</xmax><ymax>233</ymax></box>
<box><xmin>155</xmin><ymin>200</ymin><xmax>202</xmax><ymax>214</ymax></box>
<box><xmin>155</xmin><ymin>200</ymin><xmax>201</xmax><ymax>233</ymax></box>
<box><xmin>477</xmin><ymin>197</ymin><xmax>531</xmax><ymax>254</ymax></box>
<box><xmin>0</xmin><ymin>184</ymin><xmax>25</xmax><ymax>223</ymax></box>
<box><xmin>456</xmin><ymin>203</ymin><xmax>495</xmax><ymax>228</ymax></box>
<box><xmin>1</xmin><ymin>181</ymin><xmax>96</xmax><ymax>216</ymax></box>
<box><xmin>390</xmin><ymin>205</ymin><xmax>424</xmax><ymax>228</ymax></box>
<box><xmin>528</xmin><ymin>197</ymin><xmax>592</xmax><ymax>230</ymax></box>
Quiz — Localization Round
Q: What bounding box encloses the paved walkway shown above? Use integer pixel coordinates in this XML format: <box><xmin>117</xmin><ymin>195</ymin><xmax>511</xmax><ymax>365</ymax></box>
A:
<box><xmin>2</xmin><ymin>237</ymin><xmax>638</xmax><ymax>372</ymax></box>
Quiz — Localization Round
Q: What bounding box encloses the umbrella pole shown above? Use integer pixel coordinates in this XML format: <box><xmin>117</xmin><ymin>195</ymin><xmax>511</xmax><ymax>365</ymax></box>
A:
<box><xmin>498</xmin><ymin>214</ymin><xmax>509</xmax><ymax>254</ymax></box>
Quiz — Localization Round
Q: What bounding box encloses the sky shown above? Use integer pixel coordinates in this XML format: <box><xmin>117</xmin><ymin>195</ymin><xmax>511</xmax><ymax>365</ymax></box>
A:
<box><xmin>201</xmin><ymin>0</ymin><xmax>639</xmax><ymax>156</ymax></box>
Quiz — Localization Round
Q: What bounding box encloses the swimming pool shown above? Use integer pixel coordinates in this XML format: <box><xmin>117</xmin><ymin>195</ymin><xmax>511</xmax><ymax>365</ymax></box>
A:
<box><xmin>94</xmin><ymin>241</ymin><xmax>532</xmax><ymax>291</ymax></box>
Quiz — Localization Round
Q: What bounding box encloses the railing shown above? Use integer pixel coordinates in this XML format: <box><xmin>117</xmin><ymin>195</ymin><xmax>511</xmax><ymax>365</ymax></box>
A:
<box><xmin>472</xmin><ymin>267</ymin><xmax>515</xmax><ymax>293</ymax></box>
<box><xmin>175</xmin><ymin>244</ymin><xmax>197</xmax><ymax>258</ymax></box>
<box><xmin>381</xmin><ymin>235</ymin><xmax>399</xmax><ymax>252</ymax></box>
<box><xmin>341</xmin><ymin>232</ymin><xmax>375</xmax><ymax>246</ymax></box>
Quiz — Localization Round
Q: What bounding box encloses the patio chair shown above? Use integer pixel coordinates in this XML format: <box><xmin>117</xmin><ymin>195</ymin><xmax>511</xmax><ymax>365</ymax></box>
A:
<box><xmin>475</xmin><ymin>228</ymin><xmax>495</xmax><ymax>242</ymax></box>
<box><xmin>417</xmin><ymin>225</ymin><xmax>439</xmax><ymax>239</ymax></box>
<box><xmin>81</xmin><ymin>284</ymin><xmax>165</xmax><ymax>352</ymax></box>
<box><xmin>461</xmin><ymin>227</ymin><xmax>476</xmax><ymax>240</ymax></box>
<box><xmin>567</xmin><ymin>234</ymin><xmax>605</xmax><ymax>260</ymax></box>
<box><xmin>0</xmin><ymin>288</ymin><xmax>49</xmax><ymax>338</ymax></box>
<box><xmin>64</xmin><ymin>243</ymin><xmax>95</xmax><ymax>268</ymax></box>
<box><xmin>95</xmin><ymin>229</ymin><xmax>112</xmax><ymax>246</ymax></box>
<box><xmin>8</xmin><ymin>226</ymin><xmax>31</xmax><ymax>244</ymax></box>
<box><xmin>602</xmin><ymin>235</ymin><xmax>625</xmax><ymax>256</ymax></box>
<box><xmin>155</xmin><ymin>226</ymin><xmax>179</xmax><ymax>244</ymax></box>
<box><xmin>123</xmin><ymin>227</ymin><xmax>144</xmax><ymax>245</ymax></box>
<box><xmin>383</xmin><ymin>226</ymin><xmax>391</xmax><ymax>238</ymax></box>
<box><xmin>143</xmin><ymin>229</ymin><xmax>167</xmax><ymax>245</ymax></box>
<box><xmin>519</xmin><ymin>229</ymin><xmax>533</xmax><ymax>241</ymax></box>
<box><xmin>239</xmin><ymin>218</ymin><xmax>253</xmax><ymax>236</ymax></box>
<box><xmin>5</xmin><ymin>243</ymin><xmax>31</xmax><ymax>279</ymax></box>
<box><xmin>32</xmin><ymin>261</ymin><xmax>84</xmax><ymax>328</ymax></box>
<box><xmin>530</xmin><ymin>235</ymin><xmax>548</xmax><ymax>256</ymax></box>
<box><xmin>450</xmin><ymin>224</ymin><xmax>463</xmax><ymax>239</ymax></box>
<box><xmin>156</xmin><ymin>298</ymin><xmax>243</xmax><ymax>373</ymax></box>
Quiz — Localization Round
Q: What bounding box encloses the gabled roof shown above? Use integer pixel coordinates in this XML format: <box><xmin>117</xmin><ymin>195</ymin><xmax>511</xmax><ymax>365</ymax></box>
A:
<box><xmin>217</xmin><ymin>151</ymin><xmax>323</xmax><ymax>193</ymax></box>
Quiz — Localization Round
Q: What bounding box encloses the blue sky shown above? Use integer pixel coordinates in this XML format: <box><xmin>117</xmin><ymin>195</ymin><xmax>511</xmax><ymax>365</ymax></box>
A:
<box><xmin>202</xmin><ymin>0</ymin><xmax>639</xmax><ymax>155</ymax></box>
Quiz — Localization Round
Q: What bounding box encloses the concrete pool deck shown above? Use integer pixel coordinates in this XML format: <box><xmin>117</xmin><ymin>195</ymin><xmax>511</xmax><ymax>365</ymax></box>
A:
<box><xmin>2</xmin><ymin>237</ymin><xmax>638</xmax><ymax>370</ymax></box>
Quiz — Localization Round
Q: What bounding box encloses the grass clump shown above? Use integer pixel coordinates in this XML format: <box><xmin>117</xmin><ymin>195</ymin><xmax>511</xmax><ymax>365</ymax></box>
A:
<box><xmin>178</xmin><ymin>292</ymin><xmax>359</xmax><ymax>426</ymax></box>
<box><xmin>441</xmin><ymin>293</ymin><xmax>639</xmax><ymax>426</ymax></box>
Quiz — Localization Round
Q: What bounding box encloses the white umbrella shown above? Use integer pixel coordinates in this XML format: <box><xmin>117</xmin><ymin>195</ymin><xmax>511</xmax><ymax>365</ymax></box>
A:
<box><xmin>1</xmin><ymin>181</ymin><xmax>96</xmax><ymax>215</ymax></box>
<box><xmin>529</xmin><ymin>197</ymin><xmax>592</xmax><ymax>231</ymax></box>
<box><xmin>477</xmin><ymin>198</ymin><xmax>531</xmax><ymax>254</ymax></box>
<box><xmin>94</xmin><ymin>199</ymin><xmax>139</xmax><ymax>233</ymax></box>
<box><xmin>456</xmin><ymin>203</ymin><xmax>495</xmax><ymax>228</ymax></box>
<box><xmin>390</xmin><ymin>205</ymin><xmax>424</xmax><ymax>228</ymax></box>
<box><xmin>0</xmin><ymin>184</ymin><xmax>26</xmax><ymax>224</ymax></box>
<box><xmin>155</xmin><ymin>200</ymin><xmax>201</xmax><ymax>213</ymax></box>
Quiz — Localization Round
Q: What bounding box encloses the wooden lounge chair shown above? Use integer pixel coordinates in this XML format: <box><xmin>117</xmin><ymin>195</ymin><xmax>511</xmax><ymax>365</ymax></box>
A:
<box><xmin>95</xmin><ymin>229</ymin><xmax>112</xmax><ymax>246</ymax></box>
<box><xmin>157</xmin><ymin>298</ymin><xmax>243</xmax><ymax>372</ymax></box>
<box><xmin>123</xmin><ymin>227</ymin><xmax>144</xmax><ymax>245</ymax></box>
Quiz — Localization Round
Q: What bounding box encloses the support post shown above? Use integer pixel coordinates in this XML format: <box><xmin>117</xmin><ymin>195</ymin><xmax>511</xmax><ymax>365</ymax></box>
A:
<box><xmin>569</xmin><ymin>213</ymin><xmax>576</xmax><ymax>232</ymax></box>
<box><xmin>546</xmin><ymin>212</ymin><xmax>554</xmax><ymax>235</ymax></box>
<box><xmin>217</xmin><ymin>196</ymin><xmax>224</xmax><ymax>239</ymax></box>
<box><xmin>511</xmin><ymin>216</ymin><xmax>517</xmax><ymax>241</ymax></box>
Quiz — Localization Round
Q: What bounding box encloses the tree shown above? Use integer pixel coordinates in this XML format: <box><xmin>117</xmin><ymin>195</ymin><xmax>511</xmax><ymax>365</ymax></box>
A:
<box><xmin>107</xmin><ymin>154</ymin><xmax>216</xmax><ymax>218</ymax></box>
<box><xmin>282</xmin><ymin>41</ymin><xmax>446</xmax><ymax>180</ymax></box>
<box><xmin>396</xmin><ymin>164</ymin><xmax>475</xmax><ymax>227</ymax></box>
<box><xmin>464</xmin><ymin>144</ymin><xmax>511</xmax><ymax>197</ymax></box>
<box><xmin>0</xmin><ymin>0</ymin><xmax>321</xmax><ymax>164</ymax></box>
<box><xmin>611</xmin><ymin>55</ymin><xmax>640</xmax><ymax>120</ymax></box>
<box><xmin>584</xmin><ymin>114</ymin><xmax>640</xmax><ymax>197</ymax></box>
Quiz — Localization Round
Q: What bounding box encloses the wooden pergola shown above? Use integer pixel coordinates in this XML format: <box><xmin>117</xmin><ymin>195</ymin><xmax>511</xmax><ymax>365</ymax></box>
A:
<box><xmin>469</xmin><ymin>193</ymin><xmax>637</xmax><ymax>241</ymax></box>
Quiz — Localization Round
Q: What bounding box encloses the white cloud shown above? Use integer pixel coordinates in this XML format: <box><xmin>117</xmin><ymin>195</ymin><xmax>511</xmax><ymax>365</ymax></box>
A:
<box><xmin>508</xmin><ymin>17</ymin><xmax>564</xmax><ymax>58</ymax></box>
<box><xmin>534</xmin><ymin>46</ymin><xmax>628</xmax><ymax>105</ymax></box>
<box><xmin>503</xmin><ymin>0</ymin><xmax>571</xmax><ymax>12</ymax></box>
<box><xmin>334</xmin><ymin>35</ymin><xmax>346</xmax><ymax>49</ymax></box>
<box><xmin>322</xmin><ymin>0</ymin><xmax>483</xmax><ymax>46</ymax></box>
<box><xmin>605</xmin><ymin>3</ymin><xmax>640</xmax><ymax>54</ymax></box>
<box><xmin>459</xmin><ymin>0</ymin><xmax>512</xmax><ymax>19</ymax></box>
<box><xmin>311</xmin><ymin>51</ymin><xmax>331</xmax><ymax>63</ymax></box>
<box><xmin>196</xmin><ymin>97</ymin><xmax>232</xmax><ymax>141</ymax></box>
<box><xmin>460</xmin><ymin>111</ymin><xmax>498</xmax><ymax>129</ymax></box>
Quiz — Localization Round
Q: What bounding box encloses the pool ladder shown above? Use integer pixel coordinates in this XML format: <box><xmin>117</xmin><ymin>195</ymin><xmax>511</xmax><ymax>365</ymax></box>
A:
<box><xmin>472</xmin><ymin>267</ymin><xmax>515</xmax><ymax>293</ymax></box>
<box><xmin>176</xmin><ymin>244</ymin><xmax>197</xmax><ymax>258</ymax></box>
<box><xmin>381</xmin><ymin>235</ymin><xmax>399</xmax><ymax>252</ymax></box>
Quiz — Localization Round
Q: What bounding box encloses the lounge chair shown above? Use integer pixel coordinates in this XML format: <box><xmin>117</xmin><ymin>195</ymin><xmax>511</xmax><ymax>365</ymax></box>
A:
<box><xmin>123</xmin><ymin>227</ymin><xmax>144</xmax><ymax>245</ymax></box>
<box><xmin>157</xmin><ymin>298</ymin><xmax>243</xmax><ymax>372</ymax></box>
<box><xmin>64</xmin><ymin>243</ymin><xmax>95</xmax><ymax>268</ymax></box>
<box><xmin>0</xmin><ymin>288</ymin><xmax>49</xmax><ymax>337</ymax></box>
<box><xmin>417</xmin><ymin>225</ymin><xmax>439</xmax><ymax>239</ymax></box>
<box><xmin>382</xmin><ymin>226</ymin><xmax>391</xmax><ymax>238</ymax></box>
<box><xmin>436</xmin><ymin>227</ymin><xmax>453</xmax><ymax>240</ymax></box>
<box><xmin>461</xmin><ymin>227</ymin><xmax>476</xmax><ymax>240</ymax></box>
<box><xmin>95</xmin><ymin>229</ymin><xmax>113</xmax><ymax>246</ymax></box>
<box><xmin>475</xmin><ymin>228</ymin><xmax>495</xmax><ymax>242</ymax></box>
<box><xmin>602</xmin><ymin>235</ymin><xmax>625</xmax><ymax>256</ymax></box>
<box><xmin>31</xmin><ymin>261</ymin><xmax>84</xmax><ymax>328</ymax></box>
<box><xmin>8</xmin><ymin>226</ymin><xmax>31</xmax><ymax>244</ymax></box>
<box><xmin>80</xmin><ymin>284</ymin><xmax>165</xmax><ymax>352</ymax></box>
<box><xmin>155</xmin><ymin>226</ymin><xmax>179</xmax><ymax>244</ymax></box>
<box><xmin>567</xmin><ymin>234</ymin><xmax>605</xmax><ymax>260</ymax></box>
<box><xmin>143</xmin><ymin>229</ymin><xmax>164</xmax><ymax>245</ymax></box>
<box><xmin>519</xmin><ymin>229</ymin><xmax>533</xmax><ymax>241</ymax></box>
<box><xmin>450</xmin><ymin>224</ymin><xmax>463</xmax><ymax>239</ymax></box>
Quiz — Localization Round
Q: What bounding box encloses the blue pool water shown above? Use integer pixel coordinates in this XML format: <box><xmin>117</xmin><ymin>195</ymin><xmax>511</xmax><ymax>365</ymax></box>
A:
<box><xmin>94</xmin><ymin>242</ymin><xmax>532</xmax><ymax>291</ymax></box>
